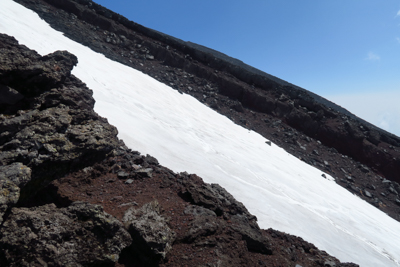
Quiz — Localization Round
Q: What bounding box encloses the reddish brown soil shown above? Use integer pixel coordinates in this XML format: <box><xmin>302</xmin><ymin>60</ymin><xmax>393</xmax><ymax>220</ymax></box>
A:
<box><xmin>25</xmin><ymin>152</ymin><xmax>353</xmax><ymax>267</ymax></box>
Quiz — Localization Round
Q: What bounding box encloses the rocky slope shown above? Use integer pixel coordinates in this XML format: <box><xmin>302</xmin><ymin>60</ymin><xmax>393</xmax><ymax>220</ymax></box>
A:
<box><xmin>0</xmin><ymin>33</ymin><xmax>357</xmax><ymax>266</ymax></box>
<box><xmin>1</xmin><ymin>0</ymin><xmax>400</xmax><ymax>266</ymax></box>
<box><xmin>14</xmin><ymin>0</ymin><xmax>400</xmax><ymax>222</ymax></box>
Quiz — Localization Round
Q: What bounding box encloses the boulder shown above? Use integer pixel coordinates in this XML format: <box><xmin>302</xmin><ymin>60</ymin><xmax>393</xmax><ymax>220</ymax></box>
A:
<box><xmin>0</xmin><ymin>33</ymin><xmax>121</xmax><ymax>200</ymax></box>
<box><xmin>181</xmin><ymin>179</ymin><xmax>272</xmax><ymax>255</ymax></box>
<box><xmin>182</xmin><ymin>179</ymin><xmax>257</xmax><ymax>219</ymax></box>
<box><xmin>230</xmin><ymin>214</ymin><xmax>272</xmax><ymax>255</ymax></box>
<box><xmin>0</xmin><ymin>162</ymin><xmax>32</xmax><ymax>187</ymax></box>
<box><xmin>183</xmin><ymin>205</ymin><xmax>219</xmax><ymax>242</ymax></box>
<box><xmin>0</xmin><ymin>34</ymin><xmax>77</xmax><ymax>96</ymax></box>
<box><xmin>0</xmin><ymin>201</ymin><xmax>132</xmax><ymax>266</ymax></box>
<box><xmin>123</xmin><ymin>200</ymin><xmax>176</xmax><ymax>259</ymax></box>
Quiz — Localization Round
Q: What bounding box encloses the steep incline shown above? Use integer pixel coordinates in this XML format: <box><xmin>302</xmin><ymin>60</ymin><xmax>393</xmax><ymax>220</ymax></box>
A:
<box><xmin>13</xmin><ymin>0</ymin><xmax>400</xmax><ymax>222</ymax></box>
<box><xmin>2</xmin><ymin>0</ymin><xmax>398</xmax><ymax>266</ymax></box>
<box><xmin>16</xmin><ymin>0</ymin><xmax>400</xmax><ymax>184</ymax></box>
<box><xmin>0</xmin><ymin>23</ymin><xmax>356</xmax><ymax>267</ymax></box>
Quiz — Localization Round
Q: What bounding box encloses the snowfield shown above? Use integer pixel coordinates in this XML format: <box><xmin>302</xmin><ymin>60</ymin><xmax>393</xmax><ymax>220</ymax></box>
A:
<box><xmin>1</xmin><ymin>1</ymin><xmax>400</xmax><ymax>266</ymax></box>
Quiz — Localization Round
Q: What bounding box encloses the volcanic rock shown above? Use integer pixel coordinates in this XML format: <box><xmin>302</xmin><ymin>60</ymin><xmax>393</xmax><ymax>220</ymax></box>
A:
<box><xmin>0</xmin><ymin>202</ymin><xmax>132</xmax><ymax>266</ymax></box>
<box><xmin>0</xmin><ymin>163</ymin><xmax>31</xmax><ymax>223</ymax></box>
<box><xmin>122</xmin><ymin>200</ymin><xmax>176</xmax><ymax>260</ymax></box>
<box><xmin>0</xmin><ymin>33</ymin><xmax>121</xmax><ymax>201</ymax></box>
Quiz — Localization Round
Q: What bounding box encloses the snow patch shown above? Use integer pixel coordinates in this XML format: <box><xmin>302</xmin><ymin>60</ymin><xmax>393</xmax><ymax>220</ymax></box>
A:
<box><xmin>1</xmin><ymin>1</ymin><xmax>400</xmax><ymax>266</ymax></box>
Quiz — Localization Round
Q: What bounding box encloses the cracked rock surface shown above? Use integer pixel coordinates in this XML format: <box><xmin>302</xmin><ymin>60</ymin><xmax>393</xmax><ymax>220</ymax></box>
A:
<box><xmin>123</xmin><ymin>200</ymin><xmax>176</xmax><ymax>260</ymax></box>
<box><xmin>0</xmin><ymin>202</ymin><xmax>132</xmax><ymax>267</ymax></box>
<box><xmin>0</xmin><ymin>33</ymin><xmax>121</xmax><ymax>202</ymax></box>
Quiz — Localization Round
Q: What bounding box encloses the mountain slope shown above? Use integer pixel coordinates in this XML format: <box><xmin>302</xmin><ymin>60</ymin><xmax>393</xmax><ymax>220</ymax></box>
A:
<box><xmin>0</xmin><ymin>0</ymin><xmax>400</xmax><ymax>267</ymax></box>
<box><xmin>17</xmin><ymin>0</ymin><xmax>400</xmax><ymax>186</ymax></box>
<box><xmin>13</xmin><ymin>0</ymin><xmax>400</xmax><ymax>215</ymax></box>
<box><xmin>0</xmin><ymin>18</ymin><xmax>356</xmax><ymax>267</ymax></box>
<box><xmin>13</xmin><ymin>0</ymin><xmax>400</xmax><ymax>226</ymax></box>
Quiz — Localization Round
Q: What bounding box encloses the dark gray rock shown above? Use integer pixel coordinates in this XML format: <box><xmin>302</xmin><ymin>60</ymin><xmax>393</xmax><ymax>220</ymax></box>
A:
<box><xmin>0</xmin><ymin>162</ymin><xmax>31</xmax><ymax>187</ymax></box>
<box><xmin>325</xmin><ymin>260</ymin><xmax>337</xmax><ymax>267</ymax></box>
<box><xmin>394</xmin><ymin>182</ymin><xmax>400</xmax><ymax>192</ymax></box>
<box><xmin>348</xmin><ymin>184</ymin><xmax>359</xmax><ymax>192</ymax></box>
<box><xmin>0</xmin><ymin>202</ymin><xmax>132</xmax><ymax>266</ymax></box>
<box><xmin>359</xmin><ymin>164</ymin><xmax>369</xmax><ymax>173</ymax></box>
<box><xmin>0</xmin><ymin>35</ymin><xmax>77</xmax><ymax>96</ymax></box>
<box><xmin>182</xmin><ymin>179</ymin><xmax>257</xmax><ymax>219</ymax></box>
<box><xmin>364</xmin><ymin>190</ymin><xmax>372</xmax><ymax>198</ymax></box>
<box><xmin>231</xmin><ymin>101</ymin><xmax>244</xmax><ymax>112</ymax></box>
<box><xmin>0</xmin><ymin>85</ymin><xmax>24</xmax><ymax>105</ymax></box>
<box><xmin>0</xmin><ymin>34</ymin><xmax>121</xmax><ymax>199</ymax></box>
<box><xmin>122</xmin><ymin>200</ymin><xmax>176</xmax><ymax>259</ymax></box>
<box><xmin>382</xmin><ymin>179</ymin><xmax>392</xmax><ymax>184</ymax></box>
<box><xmin>184</xmin><ymin>215</ymin><xmax>219</xmax><ymax>243</ymax></box>
<box><xmin>338</xmin><ymin>263</ymin><xmax>360</xmax><ymax>267</ymax></box>
<box><xmin>183</xmin><ymin>205</ymin><xmax>218</xmax><ymax>242</ymax></box>
<box><xmin>0</xmin><ymin>163</ymin><xmax>31</xmax><ymax>223</ymax></box>
<box><xmin>0</xmin><ymin>106</ymin><xmax>119</xmax><ymax>190</ymax></box>
<box><xmin>135</xmin><ymin>168</ymin><xmax>153</xmax><ymax>178</ymax></box>
<box><xmin>117</xmin><ymin>171</ymin><xmax>130</xmax><ymax>179</ymax></box>
<box><xmin>181</xmin><ymin>180</ymin><xmax>272</xmax><ymax>254</ymax></box>
<box><xmin>230</xmin><ymin>214</ymin><xmax>272</xmax><ymax>255</ymax></box>
<box><xmin>0</xmin><ymin>179</ymin><xmax>20</xmax><ymax>224</ymax></box>
<box><xmin>124</xmin><ymin>179</ymin><xmax>134</xmax><ymax>184</ymax></box>
<box><xmin>144</xmin><ymin>154</ymin><xmax>159</xmax><ymax>165</ymax></box>
<box><xmin>184</xmin><ymin>204</ymin><xmax>216</xmax><ymax>217</ymax></box>
<box><xmin>366</xmin><ymin>184</ymin><xmax>376</xmax><ymax>190</ymax></box>
<box><xmin>388</xmin><ymin>186</ymin><xmax>398</xmax><ymax>195</ymax></box>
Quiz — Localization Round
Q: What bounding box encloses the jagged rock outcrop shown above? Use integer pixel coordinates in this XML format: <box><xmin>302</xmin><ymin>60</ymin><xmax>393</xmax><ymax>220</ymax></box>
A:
<box><xmin>0</xmin><ymin>34</ymin><xmax>77</xmax><ymax>96</ymax></box>
<box><xmin>0</xmin><ymin>163</ymin><xmax>31</xmax><ymax>223</ymax></box>
<box><xmin>0</xmin><ymin>202</ymin><xmax>132</xmax><ymax>266</ymax></box>
<box><xmin>0</xmin><ymin>34</ymin><xmax>121</xmax><ymax>202</ymax></box>
<box><xmin>122</xmin><ymin>200</ymin><xmax>176</xmax><ymax>260</ymax></box>
<box><xmin>0</xmin><ymin>32</ymin><xmax>131</xmax><ymax>265</ymax></box>
<box><xmin>180</xmin><ymin>178</ymin><xmax>272</xmax><ymax>255</ymax></box>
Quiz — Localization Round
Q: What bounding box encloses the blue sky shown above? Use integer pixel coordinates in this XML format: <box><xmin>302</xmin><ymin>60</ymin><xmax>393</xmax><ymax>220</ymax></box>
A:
<box><xmin>94</xmin><ymin>0</ymin><xmax>400</xmax><ymax>136</ymax></box>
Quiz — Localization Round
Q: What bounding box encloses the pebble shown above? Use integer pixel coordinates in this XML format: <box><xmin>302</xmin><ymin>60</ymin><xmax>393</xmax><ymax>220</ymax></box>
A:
<box><xmin>364</xmin><ymin>190</ymin><xmax>372</xmax><ymax>198</ymax></box>
<box><xmin>117</xmin><ymin>171</ymin><xmax>129</xmax><ymax>179</ymax></box>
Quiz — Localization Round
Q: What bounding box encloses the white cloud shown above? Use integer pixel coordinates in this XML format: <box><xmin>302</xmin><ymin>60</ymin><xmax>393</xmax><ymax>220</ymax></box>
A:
<box><xmin>378</xmin><ymin>113</ymin><xmax>391</xmax><ymax>131</ymax></box>
<box><xmin>327</xmin><ymin>91</ymin><xmax>400</xmax><ymax>137</ymax></box>
<box><xmin>365</xmin><ymin>51</ymin><xmax>380</xmax><ymax>61</ymax></box>
<box><xmin>397</xmin><ymin>9</ymin><xmax>400</xmax><ymax>17</ymax></box>
<box><xmin>397</xmin><ymin>37</ymin><xmax>400</xmax><ymax>44</ymax></box>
